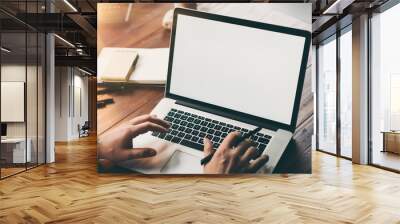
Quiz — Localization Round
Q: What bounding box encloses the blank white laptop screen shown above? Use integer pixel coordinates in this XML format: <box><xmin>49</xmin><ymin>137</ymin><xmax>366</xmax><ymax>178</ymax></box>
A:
<box><xmin>169</xmin><ymin>14</ymin><xmax>306</xmax><ymax>125</ymax></box>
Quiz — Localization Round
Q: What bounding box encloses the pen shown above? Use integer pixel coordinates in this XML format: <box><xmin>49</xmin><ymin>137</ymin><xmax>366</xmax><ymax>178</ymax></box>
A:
<box><xmin>200</xmin><ymin>127</ymin><xmax>262</xmax><ymax>166</ymax></box>
<box><xmin>97</xmin><ymin>98</ymin><xmax>114</xmax><ymax>108</ymax></box>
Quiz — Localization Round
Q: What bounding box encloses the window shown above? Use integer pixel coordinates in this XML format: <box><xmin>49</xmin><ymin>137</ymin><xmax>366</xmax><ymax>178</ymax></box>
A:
<box><xmin>317</xmin><ymin>36</ymin><xmax>337</xmax><ymax>154</ymax></box>
<box><xmin>316</xmin><ymin>25</ymin><xmax>353</xmax><ymax>159</ymax></box>
<box><xmin>390</xmin><ymin>74</ymin><xmax>400</xmax><ymax>130</ymax></box>
<box><xmin>339</xmin><ymin>27</ymin><xmax>352</xmax><ymax>158</ymax></box>
<box><xmin>370</xmin><ymin>2</ymin><xmax>400</xmax><ymax>171</ymax></box>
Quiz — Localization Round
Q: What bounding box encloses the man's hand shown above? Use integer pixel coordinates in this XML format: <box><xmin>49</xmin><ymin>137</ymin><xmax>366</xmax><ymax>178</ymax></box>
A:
<box><xmin>98</xmin><ymin>114</ymin><xmax>170</xmax><ymax>169</ymax></box>
<box><xmin>203</xmin><ymin>132</ymin><xmax>269</xmax><ymax>174</ymax></box>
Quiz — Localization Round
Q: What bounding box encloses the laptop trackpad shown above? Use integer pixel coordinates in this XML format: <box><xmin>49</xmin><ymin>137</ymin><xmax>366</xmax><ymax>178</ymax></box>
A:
<box><xmin>161</xmin><ymin>150</ymin><xmax>202</xmax><ymax>174</ymax></box>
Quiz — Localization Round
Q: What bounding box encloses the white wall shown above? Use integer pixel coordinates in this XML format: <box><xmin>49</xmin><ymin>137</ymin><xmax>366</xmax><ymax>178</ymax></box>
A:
<box><xmin>55</xmin><ymin>66</ymin><xmax>69</xmax><ymax>141</ymax></box>
<box><xmin>75</xmin><ymin>74</ymin><xmax>89</xmax><ymax>120</ymax></box>
<box><xmin>1</xmin><ymin>65</ymin><xmax>39</xmax><ymax>137</ymax></box>
<box><xmin>1</xmin><ymin>65</ymin><xmax>26</xmax><ymax>138</ymax></box>
<box><xmin>1</xmin><ymin>63</ymin><xmax>46</xmax><ymax>164</ymax></box>
<box><xmin>71</xmin><ymin>73</ymin><xmax>89</xmax><ymax>138</ymax></box>
<box><xmin>54</xmin><ymin>67</ymin><xmax>89</xmax><ymax>141</ymax></box>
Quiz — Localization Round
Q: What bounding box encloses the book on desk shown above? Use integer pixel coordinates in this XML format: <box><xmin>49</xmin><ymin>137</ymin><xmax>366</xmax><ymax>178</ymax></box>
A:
<box><xmin>98</xmin><ymin>47</ymin><xmax>169</xmax><ymax>85</ymax></box>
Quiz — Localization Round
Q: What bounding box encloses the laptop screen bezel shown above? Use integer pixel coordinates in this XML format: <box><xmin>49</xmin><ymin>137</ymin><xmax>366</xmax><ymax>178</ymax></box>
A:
<box><xmin>165</xmin><ymin>8</ymin><xmax>311</xmax><ymax>132</ymax></box>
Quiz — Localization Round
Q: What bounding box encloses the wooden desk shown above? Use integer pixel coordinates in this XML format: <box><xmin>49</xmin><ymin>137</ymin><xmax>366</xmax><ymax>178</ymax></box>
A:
<box><xmin>97</xmin><ymin>3</ymin><xmax>313</xmax><ymax>173</ymax></box>
<box><xmin>382</xmin><ymin>131</ymin><xmax>400</xmax><ymax>154</ymax></box>
<box><xmin>97</xmin><ymin>3</ymin><xmax>173</xmax><ymax>54</ymax></box>
<box><xmin>1</xmin><ymin>138</ymin><xmax>32</xmax><ymax>164</ymax></box>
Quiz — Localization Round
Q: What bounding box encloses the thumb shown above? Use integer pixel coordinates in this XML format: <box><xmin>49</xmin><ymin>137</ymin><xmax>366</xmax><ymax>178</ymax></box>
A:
<box><xmin>112</xmin><ymin>148</ymin><xmax>157</xmax><ymax>162</ymax></box>
<box><xmin>203</xmin><ymin>137</ymin><xmax>213</xmax><ymax>156</ymax></box>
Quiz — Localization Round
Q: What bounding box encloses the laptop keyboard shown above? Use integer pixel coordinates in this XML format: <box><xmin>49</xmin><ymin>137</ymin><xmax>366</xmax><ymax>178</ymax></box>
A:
<box><xmin>151</xmin><ymin>108</ymin><xmax>271</xmax><ymax>155</ymax></box>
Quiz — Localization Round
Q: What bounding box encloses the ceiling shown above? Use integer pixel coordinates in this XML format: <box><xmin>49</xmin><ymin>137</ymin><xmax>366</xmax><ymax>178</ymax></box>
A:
<box><xmin>311</xmin><ymin>0</ymin><xmax>390</xmax><ymax>43</ymax></box>
<box><xmin>0</xmin><ymin>0</ymin><xmax>99</xmax><ymax>73</ymax></box>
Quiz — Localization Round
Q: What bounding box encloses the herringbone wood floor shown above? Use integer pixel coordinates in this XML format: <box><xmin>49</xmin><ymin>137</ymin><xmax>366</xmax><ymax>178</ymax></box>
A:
<box><xmin>1</xmin><ymin>136</ymin><xmax>400</xmax><ymax>223</ymax></box>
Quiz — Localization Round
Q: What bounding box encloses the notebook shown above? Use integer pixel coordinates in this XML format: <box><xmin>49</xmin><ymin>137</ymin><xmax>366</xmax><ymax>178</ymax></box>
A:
<box><xmin>98</xmin><ymin>48</ymin><xmax>139</xmax><ymax>82</ymax></box>
<box><xmin>98</xmin><ymin>48</ymin><xmax>169</xmax><ymax>84</ymax></box>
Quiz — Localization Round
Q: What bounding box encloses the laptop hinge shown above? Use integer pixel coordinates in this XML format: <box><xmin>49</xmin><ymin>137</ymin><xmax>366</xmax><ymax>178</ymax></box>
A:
<box><xmin>175</xmin><ymin>100</ymin><xmax>280</xmax><ymax>132</ymax></box>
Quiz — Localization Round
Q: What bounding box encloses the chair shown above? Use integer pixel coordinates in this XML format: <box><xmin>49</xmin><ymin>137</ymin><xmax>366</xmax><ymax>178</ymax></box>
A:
<box><xmin>79</xmin><ymin>121</ymin><xmax>90</xmax><ymax>138</ymax></box>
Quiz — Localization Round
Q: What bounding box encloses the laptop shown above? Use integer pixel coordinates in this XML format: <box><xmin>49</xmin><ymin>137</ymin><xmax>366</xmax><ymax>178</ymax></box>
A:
<box><xmin>119</xmin><ymin>8</ymin><xmax>311</xmax><ymax>174</ymax></box>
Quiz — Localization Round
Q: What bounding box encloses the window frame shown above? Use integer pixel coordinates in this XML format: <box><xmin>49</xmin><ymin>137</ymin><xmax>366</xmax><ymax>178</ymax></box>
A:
<box><xmin>315</xmin><ymin>23</ymin><xmax>353</xmax><ymax>161</ymax></box>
